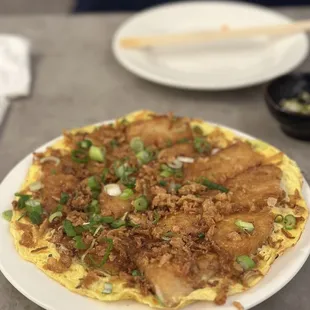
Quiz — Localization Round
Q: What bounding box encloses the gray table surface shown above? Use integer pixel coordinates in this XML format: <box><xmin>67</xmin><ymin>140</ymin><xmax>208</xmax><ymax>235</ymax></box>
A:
<box><xmin>0</xmin><ymin>6</ymin><xmax>310</xmax><ymax>310</ymax></box>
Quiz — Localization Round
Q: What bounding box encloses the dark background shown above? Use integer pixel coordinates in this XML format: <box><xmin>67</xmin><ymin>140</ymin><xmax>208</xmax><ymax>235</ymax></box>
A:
<box><xmin>75</xmin><ymin>0</ymin><xmax>310</xmax><ymax>12</ymax></box>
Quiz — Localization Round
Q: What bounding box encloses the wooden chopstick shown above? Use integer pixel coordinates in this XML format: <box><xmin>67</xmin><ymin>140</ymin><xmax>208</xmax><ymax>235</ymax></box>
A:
<box><xmin>120</xmin><ymin>19</ymin><xmax>310</xmax><ymax>49</ymax></box>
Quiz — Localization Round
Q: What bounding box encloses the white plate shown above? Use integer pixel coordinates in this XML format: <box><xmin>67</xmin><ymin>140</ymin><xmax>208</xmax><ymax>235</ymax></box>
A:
<box><xmin>0</xmin><ymin>122</ymin><xmax>310</xmax><ymax>310</ymax></box>
<box><xmin>113</xmin><ymin>1</ymin><xmax>309</xmax><ymax>90</ymax></box>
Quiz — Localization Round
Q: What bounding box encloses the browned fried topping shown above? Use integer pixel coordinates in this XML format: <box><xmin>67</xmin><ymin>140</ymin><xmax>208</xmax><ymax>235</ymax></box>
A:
<box><xmin>233</xmin><ymin>301</ymin><xmax>244</xmax><ymax>310</ymax></box>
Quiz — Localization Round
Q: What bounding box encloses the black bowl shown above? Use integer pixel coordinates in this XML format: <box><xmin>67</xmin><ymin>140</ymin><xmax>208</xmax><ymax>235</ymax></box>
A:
<box><xmin>265</xmin><ymin>73</ymin><xmax>310</xmax><ymax>140</ymax></box>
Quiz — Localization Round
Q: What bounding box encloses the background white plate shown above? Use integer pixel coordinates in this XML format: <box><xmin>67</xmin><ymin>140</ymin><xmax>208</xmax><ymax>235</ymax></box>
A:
<box><xmin>0</xmin><ymin>122</ymin><xmax>309</xmax><ymax>310</ymax></box>
<box><xmin>113</xmin><ymin>1</ymin><xmax>309</xmax><ymax>90</ymax></box>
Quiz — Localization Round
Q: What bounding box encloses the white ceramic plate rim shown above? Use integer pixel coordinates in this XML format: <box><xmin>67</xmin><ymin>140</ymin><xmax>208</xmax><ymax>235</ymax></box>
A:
<box><xmin>0</xmin><ymin>120</ymin><xmax>309</xmax><ymax>310</ymax></box>
<box><xmin>112</xmin><ymin>1</ymin><xmax>309</xmax><ymax>90</ymax></box>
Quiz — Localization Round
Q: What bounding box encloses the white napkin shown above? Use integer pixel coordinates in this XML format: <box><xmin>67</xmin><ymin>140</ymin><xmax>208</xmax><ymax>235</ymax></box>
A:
<box><xmin>0</xmin><ymin>35</ymin><xmax>31</xmax><ymax>126</ymax></box>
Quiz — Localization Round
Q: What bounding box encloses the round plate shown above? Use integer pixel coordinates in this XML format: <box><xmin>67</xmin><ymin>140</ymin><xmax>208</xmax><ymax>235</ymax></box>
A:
<box><xmin>0</xmin><ymin>122</ymin><xmax>310</xmax><ymax>310</ymax></box>
<box><xmin>113</xmin><ymin>1</ymin><xmax>309</xmax><ymax>90</ymax></box>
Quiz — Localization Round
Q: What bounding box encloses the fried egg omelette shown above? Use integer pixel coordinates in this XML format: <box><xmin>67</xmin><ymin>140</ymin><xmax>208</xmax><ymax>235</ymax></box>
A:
<box><xmin>4</xmin><ymin>110</ymin><xmax>308</xmax><ymax>309</ymax></box>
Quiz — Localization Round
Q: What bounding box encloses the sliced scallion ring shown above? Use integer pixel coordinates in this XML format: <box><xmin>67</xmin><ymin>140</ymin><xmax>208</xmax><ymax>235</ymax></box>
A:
<box><xmin>29</xmin><ymin>181</ymin><xmax>43</xmax><ymax>192</ymax></box>
<box><xmin>71</xmin><ymin>150</ymin><xmax>89</xmax><ymax>163</ymax></box>
<box><xmin>130</xmin><ymin>137</ymin><xmax>144</xmax><ymax>153</ymax></box>
<box><xmin>88</xmin><ymin>176</ymin><xmax>101</xmax><ymax>191</ymax></box>
<box><xmin>104</xmin><ymin>184</ymin><xmax>121</xmax><ymax>197</ymax></box>
<box><xmin>119</xmin><ymin>188</ymin><xmax>134</xmax><ymax>200</ymax></box>
<box><xmin>89</xmin><ymin>146</ymin><xmax>106</xmax><ymax>162</ymax></box>
<box><xmin>133</xmin><ymin>195</ymin><xmax>148</xmax><ymax>212</ymax></box>
<box><xmin>78</xmin><ymin>139</ymin><xmax>92</xmax><ymax>149</ymax></box>
<box><xmin>284</xmin><ymin>214</ymin><xmax>296</xmax><ymax>230</ymax></box>
<box><xmin>168</xmin><ymin>159</ymin><xmax>183</xmax><ymax>169</ymax></box>
<box><xmin>49</xmin><ymin>211</ymin><xmax>62</xmax><ymax>223</ymax></box>
<box><xmin>136</xmin><ymin>150</ymin><xmax>153</xmax><ymax>165</ymax></box>
<box><xmin>236</xmin><ymin>255</ymin><xmax>255</xmax><ymax>271</ymax></box>
<box><xmin>102</xmin><ymin>282</ymin><xmax>113</xmax><ymax>294</ymax></box>
<box><xmin>194</xmin><ymin>137</ymin><xmax>211</xmax><ymax>154</ymax></box>
<box><xmin>235</xmin><ymin>219</ymin><xmax>254</xmax><ymax>233</ymax></box>
<box><xmin>274</xmin><ymin>214</ymin><xmax>283</xmax><ymax>223</ymax></box>
<box><xmin>40</xmin><ymin>156</ymin><xmax>60</xmax><ymax>166</ymax></box>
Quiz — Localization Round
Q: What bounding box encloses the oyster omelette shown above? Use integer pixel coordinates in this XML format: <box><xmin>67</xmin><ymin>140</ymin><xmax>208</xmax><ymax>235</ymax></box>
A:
<box><xmin>3</xmin><ymin>110</ymin><xmax>308</xmax><ymax>309</ymax></box>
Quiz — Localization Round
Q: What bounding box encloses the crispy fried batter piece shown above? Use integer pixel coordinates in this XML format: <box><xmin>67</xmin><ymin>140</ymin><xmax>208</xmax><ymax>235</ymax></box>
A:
<box><xmin>184</xmin><ymin>142</ymin><xmax>263</xmax><ymax>183</ymax></box>
<box><xmin>158</xmin><ymin>143</ymin><xmax>195</xmax><ymax>161</ymax></box>
<box><xmin>126</xmin><ymin>116</ymin><xmax>193</xmax><ymax>147</ymax></box>
<box><xmin>226</xmin><ymin>165</ymin><xmax>283</xmax><ymax>209</ymax></box>
<box><xmin>211</xmin><ymin>213</ymin><xmax>274</xmax><ymax>257</ymax></box>
<box><xmin>99</xmin><ymin>189</ymin><xmax>132</xmax><ymax>218</ymax></box>
<box><xmin>138</xmin><ymin>260</ymin><xmax>194</xmax><ymax>307</ymax></box>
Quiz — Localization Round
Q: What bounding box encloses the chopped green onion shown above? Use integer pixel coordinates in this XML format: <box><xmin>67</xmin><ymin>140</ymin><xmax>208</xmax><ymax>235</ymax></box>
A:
<box><xmin>201</xmin><ymin>178</ymin><xmax>229</xmax><ymax>193</ymax></box>
<box><xmin>90</xmin><ymin>238</ymin><xmax>114</xmax><ymax>267</ymax></box>
<box><xmin>168</xmin><ymin>159</ymin><xmax>183</xmax><ymax>169</ymax></box>
<box><xmin>198</xmin><ymin>233</ymin><xmax>205</xmax><ymax>239</ymax></box>
<box><xmin>111</xmin><ymin>219</ymin><xmax>126</xmax><ymax>229</ymax></box>
<box><xmin>60</xmin><ymin>192</ymin><xmax>69</xmax><ymax>204</ymax></box>
<box><xmin>177</xmin><ymin>138</ymin><xmax>190</xmax><ymax>144</ymax></box>
<box><xmin>110</xmin><ymin>139</ymin><xmax>119</xmax><ymax>149</ymax></box>
<box><xmin>236</xmin><ymin>255</ymin><xmax>256</xmax><ymax>271</ymax></box>
<box><xmin>102</xmin><ymin>282</ymin><xmax>113</xmax><ymax>294</ymax></box>
<box><xmin>29</xmin><ymin>181</ymin><xmax>43</xmax><ymax>192</ymax></box>
<box><xmin>71</xmin><ymin>149</ymin><xmax>89</xmax><ymax>163</ymax></box>
<box><xmin>274</xmin><ymin>214</ymin><xmax>283</xmax><ymax>223</ymax></box>
<box><xmin>131</xmin><ymin>270</ymin><xmax>141</xmax><ymax>277</ymax></box>
<box><xmin>165</xmin><ymin>139</ymin><xmax>173</xmax><ymax>147</ymax></box>
<box><xmin>49</xmin><ymin>211</ymin><xmax>62</xmax><ymax>223</ymax></box>
<box><xmin>63</xmin><ymin>219</ymin><xmax>76</xmax><ymax>237</ymax></box>
<box><xmin>130</xmin><ymin>137</ymin><xmax>144</xmax><ymax>153</ymax></box>
<box><xmin>51</xmin><ymin>168</ymin><xmax>57</xmax><ymax>175</ymax></box>
<box><xmin>15</xmin><ymin>193</ymin><xmax>31</xmax><ymax>209</ymax></box>
<box><xmin>120</xmin><ymin>118</ymin><xmax>129</xmax><ymax>125</ymax></box>
<box><xmin>17</xmin><ymin>213</ymin><xmax>26</xmax><ymax>221</ymax></box>
<box><xmin>89</xmin><ymin>146</ymin><xmax>106</xmax><ymax>162</ymax></box>
<box><xmin>57</xmin><ymin>205</ymin><xmax>64</xmax><ymax>212</ymax></box>
<box><xmin>160</xmin><ymin>170</ymin><xmax>173</xmax><ymax>178</ymax></box>
<box><xmin>194</xmin><ymin>137</ymin><xmax>211</xmax><ymax>154</ymax></box>
<box><xmin>101</xmin><ymin>168</ymin><xmax>109</xmax><ymax>184</ymax></box>
<box><xmin>87</xmin><ymin>200</ymin><xmax>100</xmax><ymax>214</ymax></box>
<box><xmin>152</xmin><ymin>210</ymin><xmax>160</xmax><ymax>224</ymax></box>
<box><xmin>73</xmin><ymin>235</ymin><xmax>87</xmax><ymax>250</ymax></box>
<box><xmin>136</xmin><ymin>150</ymin><xmax>153</xmax><ymax>165</ymax></box>
<box><xmin>88</xmin><ymin>176</ymin><xmax>101</xmax><ymax>191</ymax></box>
<box><xmin>25</xmin><ymin>200</ymin><xmax>42</xmax><ymax>214</ymax></box>
<box><xmin>134</xmin><ymin>195</ymin><xmax>148</xmax><ymax>212</ymax></box>
<box><xmin>158</xmin><ymin>180</ymin><xmax>167</xmax><ymax>187</ymax></box>
<box><xmin>121</xmin><ymin>176</ymin><xmax>136</xmax><ymax>189</ymax></box>
<box><xmin>119</xmin><ymin>188</ymin><xmax>134</xmax><ymax>200</ymax></box>
<box><xmin>2</xmin><ymin>210</ymin><xmax>13</xmax><ymax>222</ymax></box>
<box><xmin>284</xmin><ymin>214</ymin><xmax>296</xmax><ymax>230</ymax></box>
<box><xmin>100</xmin><ymin>216</ymin><xmax>114</xmax><ymax>224</ymax></box>
<box><xmin>193</xmin><ymin>125</ymin><xmax>204</xmax><ymax>135</ymax></box>
<box><xmin>91</xmin><ymin>190</ymin><xmax>100</xmax><ymax>199</ymax></box>
<box><xmin>29</xmin><ymin>212</ymin><xmax>43</xmax><ymax>225</ymax></box>
<box><xmin>78</xmin><ymin>139</ymin><xmax>92</xmax><ymax>149</ymax></box>
<box><xmin>235</xmin><ymin>220</ymin><xmax>254</xmax><ymax>233</ymax></box>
